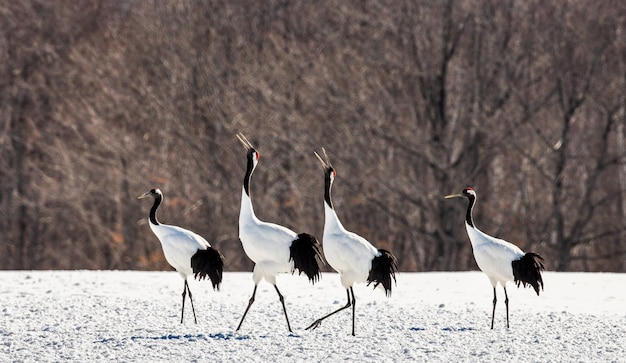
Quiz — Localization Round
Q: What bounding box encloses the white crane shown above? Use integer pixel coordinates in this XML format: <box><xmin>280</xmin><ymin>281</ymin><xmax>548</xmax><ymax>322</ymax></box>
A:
<box><xmin>445</xmin><ymin>187</ymin><xmax>545</xmax><ymax>329</ymax></box>
<box><xmin>139</xmin><ymin>188</ymin><xmax>224</xmax><ymax>324</ymax></box>
<box><xmin>235</xmin><ymin>133</ymin><xmax>323</xmax><ymax>333</ymax></box>
<box><xmin>306</xmin><ymin>149</ymin><xmax>398</xmax><ymax>336</ymax></box>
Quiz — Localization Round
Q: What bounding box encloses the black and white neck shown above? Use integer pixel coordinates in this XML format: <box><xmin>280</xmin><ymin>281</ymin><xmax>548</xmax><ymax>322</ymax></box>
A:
<box><xmin>324</xmin><ymin>166</ymin><xmax>335</xmax><ymax>209</ymax></box>
<box><xmin>150</xmin><ymin>194</ymin><xmax>161</xmax><ymax>225</ymax></box>
<box><xmin>315</xmin><ymin>149</ymin><xmax>337</xmax><ymax>210</ymax></box>
<box><xmin>237</xmin><ymin>133</ymin><xmax>261</xmax><ymax>225</ymax></box>
<box><xmin>237</xmin><ymin>133</ymin><xmax>260</xmax><ymax>197</ymax></box>
<box><xmin>463</xmin><ymin>188</ymin><xmax>476</xmax><ymax>228</ymax></box>
<box><xmin>243</xmin><ymin>148</ymin><xmax>259</xmax><ymax>197</ymax></box>
<box><xmin>139</xmin><ymin>188</ymin><xmax>163</xmax><ymax>226</ymax></box>
<box><xmin>315</xmin><ymin>149</ymin><xmax>345</xmax><ymax>232</ymax></box>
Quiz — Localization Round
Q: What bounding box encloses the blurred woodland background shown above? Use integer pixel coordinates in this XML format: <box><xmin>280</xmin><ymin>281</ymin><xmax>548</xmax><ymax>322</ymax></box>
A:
<box><xmin>1</xmin><ymin>0</ymin><xmax>625</xmax><ymax>272</ymax></box>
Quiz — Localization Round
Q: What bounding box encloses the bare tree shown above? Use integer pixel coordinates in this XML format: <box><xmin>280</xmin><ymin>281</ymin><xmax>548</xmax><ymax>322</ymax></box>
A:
<box><xmin>1</xmin><ymin>0</ymin><xmax>624</xmax><ymax>272</ymax></box>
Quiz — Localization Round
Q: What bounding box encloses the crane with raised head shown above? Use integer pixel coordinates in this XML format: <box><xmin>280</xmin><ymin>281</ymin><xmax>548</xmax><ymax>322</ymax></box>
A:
<box><xmin>235</xmin><ymin>133</ymin><xmax>323</xmax><ymax>333</ymax></box>
<box><xmin>306</xmin><ymin>149</ymin><xmax>398</xmax><ymax>336</ymax></box>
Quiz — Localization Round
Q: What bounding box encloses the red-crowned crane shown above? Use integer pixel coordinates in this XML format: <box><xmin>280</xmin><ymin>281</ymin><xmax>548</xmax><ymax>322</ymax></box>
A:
<box><xmin>139</xmin><ymin>188</ymin><xmax>224</xmax><ymax>324</ymax></box>
<box><xmin>235</xmin><ymin>133</ymin><xmax>323</xmax><ymax>333</ymax></box>
<box><xmin>306</xmin><ymin>149</ymin><xmax>398</xmax><ymax>336</ymax></box>
<box><xmin>445</xmin><ymin>187</ymin><xmax>545</xmax><ymax>329</ymax></box>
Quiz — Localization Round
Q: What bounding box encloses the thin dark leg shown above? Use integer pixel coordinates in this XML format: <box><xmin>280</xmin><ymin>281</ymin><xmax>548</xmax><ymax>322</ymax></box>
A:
<box><xmin>306</xmin><ymin>289</ymin><xmax>352</xmax><ymax>331</ymax></box>
<box><xmin>236</xmin><ymin>285</ymin><xmax>258</xmax><ymax>331</ymax></box>
<box><xmin>350</xmin><ymin>287</ymin><xmax>356</xmax><ymax>336</ymax></box>
<box><xmin>504</xmin><ymin>286</ymin><xmax>510</xmax><ymax>329</ymax></box>
<box><xmin>274</xmin><ymin>285</ymin><xmax>292</xmax><ymax>332</ymax></box>
<box><xmin>491</xmin><ymin>287</ymin><xmax>497</xmax><ymax>330</ymax></box>
<box><xmin>180</xmin><ymin>281</ymin><xmax>187</xmax><ymax>324</ymax></box>
<box><xmin>186</xmin><ymin>280</ymin><xmax>198</xmax><ymax>324</ymax></box>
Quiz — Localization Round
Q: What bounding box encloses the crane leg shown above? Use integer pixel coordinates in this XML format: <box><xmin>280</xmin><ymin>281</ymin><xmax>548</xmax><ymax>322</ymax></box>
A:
<box><xmin>236</xmin><ymin>285</ymin><xmax>258</xmax><ymax>331</ymax></box>
<box><xmin>504</xmin><ymin>287</ymin><xmax>510</xmax><ymax>329</ymax></box>
<box><xmin>180</xmin><ymin>282</ymin><xmax>186</xmax><ymax>324</ymax></box>
<box><xmin>186</xmin><ymin>280</ymin><xmax>198</xmax><ymax>324</ymax></box>
<box><xmin>180</xmin><ymin>280</ymin><xmax>198</xmax><ymax>324</ymax></box>
<box><xmin>274</xmin><ymin>285</ymin><xmax>292</xmax><ymax>332</ymax></box>
<box><xmin>350</xmin><ymin>287</ymin><xmax>356</xmax><ymax>336</ymax></box>
<box><xmin>491</xmin><ymin>287</ymin><xmax>497</xmax><ymax>329</ymax></box>
<box><xmin>305</xmin><ymin>289</ymin><xmax>352</xmax><ymax>332</ymax></box>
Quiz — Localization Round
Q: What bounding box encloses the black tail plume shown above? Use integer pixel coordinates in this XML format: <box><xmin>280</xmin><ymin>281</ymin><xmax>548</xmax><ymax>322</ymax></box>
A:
<box><xmin>290</xmin><ymin>233</ymin><xmax>324</xmax><ymax>284</ymax></box>
<box><xmin>512</xmin><ymin>252</ymin><xmax>545</xmax><ymax>295</ymax></box>
<box><xmin>191</xmin><ymin>247</ymin><xmax>224</xmax><ymax>290</ymax></box>
<box><xmin>367</xmin><ymin>249</ymin><xmax>398</xmax><ymax>297</ymax></box>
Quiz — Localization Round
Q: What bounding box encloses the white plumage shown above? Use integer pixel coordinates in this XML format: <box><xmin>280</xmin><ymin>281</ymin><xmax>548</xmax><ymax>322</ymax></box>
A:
<box><xmin>239</xmin><ymin>188</ymin><xmax>295</xmax><ymax>285</ymax></box>
<box><xmin>147</xmin><ymin>222</ymin><xmax>210</xmax><ymax>278</ymax></box>
<box><xmin>235</xmin><ymin>134</ymin><xmax>322</xmax><ymax>333</ymax></box>
<box><xmin>306</xmin><ymin>149</ymin><xmax>398</xmax><ymax>336</ymax></box>
<box><xmin>322</xmin><ymin>202</ymin><xmax>378</xmax><ymax>289</ymax></box>
<box><xmin>467</xmin><ymin>226</ymin><xmax>523</xmax><ymax>287</ymax></box>
<box><xmin>445</xmin><ymin>187</ymin><xmax>545</xmax><ymax>329</ymax></box>
<box><xmin>139</xmin><ymin>188</ymin><xmax>224</xmax><ymax>324</ymax></box>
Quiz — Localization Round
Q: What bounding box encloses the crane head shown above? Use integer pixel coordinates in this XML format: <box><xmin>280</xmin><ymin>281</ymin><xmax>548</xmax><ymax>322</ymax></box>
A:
<box><xmin>237</xmin><ymin>133</ymin><xmax>260</xmax><ymax>162</ymax></box>
<box><xmin>445</xmin><ymin>187</ymin><xmax>476</xmax><ymax>200</ymax></box>
<box><xmin>314</xmin><ymin>148</ymin><xmax>336</xmax><ymax>179</ymax></box>
<box><xmin>138</xmin><ymin>188</ymin><xmax>162</xmax><ymax>200</ymax></box>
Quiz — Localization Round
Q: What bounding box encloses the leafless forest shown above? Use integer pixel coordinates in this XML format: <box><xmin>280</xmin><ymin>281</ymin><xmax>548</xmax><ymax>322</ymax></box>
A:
<box><xmin>1</xmin><ymin>0</ymin><xmax>625</xmax><ymax>272</ymax></box>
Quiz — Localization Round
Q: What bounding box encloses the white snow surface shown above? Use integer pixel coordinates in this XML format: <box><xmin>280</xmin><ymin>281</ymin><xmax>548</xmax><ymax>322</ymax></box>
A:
<box><xmin>1</xmin><ymin>270</ymin><xmax>625</xmax><ymax>362</ymax></box>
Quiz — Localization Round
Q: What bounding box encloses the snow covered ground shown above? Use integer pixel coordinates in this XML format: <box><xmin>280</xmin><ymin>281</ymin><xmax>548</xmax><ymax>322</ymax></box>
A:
<box><xmin>1</xmin><ymin>270</ymin><xmax>624</xmax><ymax>362</ymax></box>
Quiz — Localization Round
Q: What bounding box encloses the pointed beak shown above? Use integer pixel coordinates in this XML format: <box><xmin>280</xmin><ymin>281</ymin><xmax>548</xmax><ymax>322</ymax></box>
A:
<box><xmin>314</xmin><ymin>148</ymin><xmax>333</xmax><ymax>170</ymax></box>
<box><xmin>138</xmin><ymin>191</ymin><xmax>151</xmax><ymax>199</ymax></box>
<box><xmin>236</xmin><ymin>133</ymin><xmax>254</xmax><ymax>150</ymax></box>
<box><xmin>314</xmin><ymin>150</ymin><xmax>328</xmax><ymax>169</ymax></box>
<box><xmin>444</xmin><ymin>193</ymin><xmax>463</xmax><ymax>199</ymax></box>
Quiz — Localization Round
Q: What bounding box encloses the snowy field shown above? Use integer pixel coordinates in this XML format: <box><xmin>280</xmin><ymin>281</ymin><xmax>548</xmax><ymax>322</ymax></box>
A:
<box><xmin>1</xmin><ymin>270</ymin><xmax>624</xmax><ymax>362</ymax></box>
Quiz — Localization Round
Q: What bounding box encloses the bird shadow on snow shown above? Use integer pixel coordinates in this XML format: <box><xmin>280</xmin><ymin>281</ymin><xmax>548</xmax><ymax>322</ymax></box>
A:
<box><xmin>440</xmin><ymin>326</ymin><xmax>476</xmax><ymax>332</ymax></box>
<box><xmin>96</xmin><ymin>332</ymin><xmax>252</xmax><ymax>345</ymax></box>
<box><xmin>96</xmin><ymin>331</ymin><xmax>304</xmax><ymax>345</ymax></box>
<box><xmin>408</xmin><ymin>327</ymin><xmax>476</xmax><ymax>332</ymax></box>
